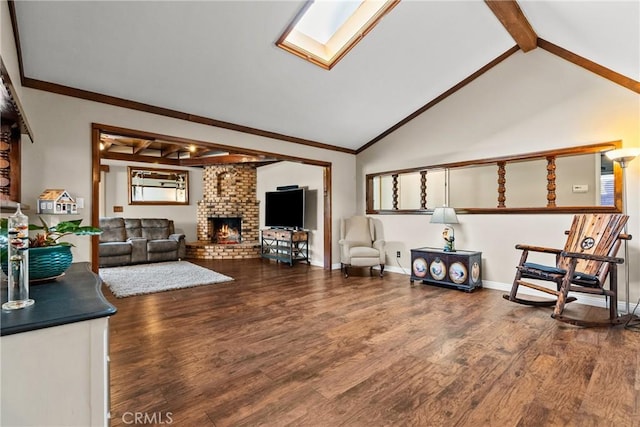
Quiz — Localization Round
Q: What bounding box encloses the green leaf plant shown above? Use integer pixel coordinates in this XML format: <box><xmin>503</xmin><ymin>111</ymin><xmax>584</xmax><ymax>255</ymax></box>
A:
<box><xmin>0</xmin><ymin>216</ymin><xmax>102</xmax><ymax>249</ymax></box>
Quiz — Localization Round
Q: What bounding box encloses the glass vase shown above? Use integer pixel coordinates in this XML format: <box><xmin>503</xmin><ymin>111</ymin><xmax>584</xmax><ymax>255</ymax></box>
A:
<box><xmin>2</xmin><ymin>203</ymin><xmax>34</xmax><ymax>310</ymax></box>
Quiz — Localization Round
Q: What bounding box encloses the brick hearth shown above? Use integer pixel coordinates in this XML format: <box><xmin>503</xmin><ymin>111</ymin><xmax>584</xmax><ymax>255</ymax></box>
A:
<box><xmin>186</xmin><ymin>164</ymin><xmax>261</xmax><ymax>259</ymax></box>
<box><xmin>186</xmin><ymin>241</ymin><xmax>261</xmax><ymax>259</ymax></box>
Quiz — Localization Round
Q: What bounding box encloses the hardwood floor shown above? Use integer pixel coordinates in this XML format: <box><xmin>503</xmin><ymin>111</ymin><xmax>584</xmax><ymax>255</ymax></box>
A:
<box><xmin>105</xmin><ymin>259</ymin><xmax>640</xmax><ymax>427</ymax></box>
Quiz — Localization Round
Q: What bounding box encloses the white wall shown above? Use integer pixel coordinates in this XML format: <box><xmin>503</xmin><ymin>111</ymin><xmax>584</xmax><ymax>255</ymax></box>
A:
<box><xmin>17</xmin><ymin>89</ymin><xmax>356</xmax><ymax>265</ymax></box>
<box><xmin>2</xmin><ymin>0</ymin><xmax>356</xmax><ymax>266</ymax></box>
<box><xmin>257</xmin><ymin>162</ymin><xmax>324</xmax><ymax>266</ymax></box>
<box><xmin>377</xmin><ymin>153</ymin><xmax>601</xmax><ymax>210</ymax></box>
<box><xmin>101</xmin><ymin>160</ymin><xmax>203</xmax><ymax>241</ymax></box>
<box><xmin>357</xmin><ymin>49</ymin><xmax>640</xmax><ymax>303</ymax></box>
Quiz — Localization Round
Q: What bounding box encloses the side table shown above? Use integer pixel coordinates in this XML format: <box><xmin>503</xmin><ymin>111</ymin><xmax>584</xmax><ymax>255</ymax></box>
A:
<box><xmin>410</xmin><ymin>247</ymin><xmax>482</xmax><ymax>292</ymax></box>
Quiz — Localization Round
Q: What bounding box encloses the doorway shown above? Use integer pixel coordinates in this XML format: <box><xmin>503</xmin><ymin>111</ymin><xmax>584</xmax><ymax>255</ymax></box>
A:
<box><xmin>91</xmin><ymin>123</ymin><xmax>332</xmax><ymax>271</ymax></box>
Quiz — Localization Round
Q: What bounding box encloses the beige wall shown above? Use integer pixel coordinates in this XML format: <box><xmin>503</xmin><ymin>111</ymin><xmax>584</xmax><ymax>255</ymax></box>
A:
<box><xmin>357</xmin><ymin>49</ymin><xmax>640</xmax><ymax>303</ymax></box>
<box><xmin>100</xmin><ymin>160</ymin><xmax>203</xmax><ymax>241</ymax></box>
<box><xmin>375</xmin><ymin>152</ymin><xmax>601</xmax><ymax>210</ymax></box>
<box><xmin>16</xmin><ymin>89</ymin><xmax>356</xmax><ymax>266</ymax></box>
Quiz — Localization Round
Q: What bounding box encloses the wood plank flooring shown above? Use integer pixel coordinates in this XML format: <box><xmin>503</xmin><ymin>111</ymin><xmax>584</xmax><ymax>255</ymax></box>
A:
<box><xmin>104</xmin><ymin>259</ymin><xmax>640</xmax><ymax>427</ymax></box>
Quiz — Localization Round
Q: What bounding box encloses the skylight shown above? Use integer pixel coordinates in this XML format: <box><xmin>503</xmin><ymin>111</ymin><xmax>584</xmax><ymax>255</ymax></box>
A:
<box><xmin>276</xmin><ymin>0</ymin><xmax>399</xmax><ymax>70</ymax></box>
<box><xmin>296</xmin><ymin>1</ymin><xmax>361</xmax><ymax>44</ymax></box>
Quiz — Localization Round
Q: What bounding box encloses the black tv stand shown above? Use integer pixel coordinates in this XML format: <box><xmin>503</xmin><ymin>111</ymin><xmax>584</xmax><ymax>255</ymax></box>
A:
<box><xmin>260</xmin><ymin>228</ymin><xmax>309</xmax><ymax>266</ymax></box>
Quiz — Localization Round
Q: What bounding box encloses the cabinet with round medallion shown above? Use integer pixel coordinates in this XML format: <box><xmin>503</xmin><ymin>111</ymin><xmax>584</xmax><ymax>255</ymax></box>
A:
<box><xmin>410</xmin><ymin>247</ymin><xmax>482</xmax><ymax>292</ymax></box>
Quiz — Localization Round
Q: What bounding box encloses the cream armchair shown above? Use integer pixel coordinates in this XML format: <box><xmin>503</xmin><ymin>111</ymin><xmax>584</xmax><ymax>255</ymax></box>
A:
<box><xmin>339</xmin><ymin>216</ymin><xmax>385</xmax><ymax>277</ymax></box>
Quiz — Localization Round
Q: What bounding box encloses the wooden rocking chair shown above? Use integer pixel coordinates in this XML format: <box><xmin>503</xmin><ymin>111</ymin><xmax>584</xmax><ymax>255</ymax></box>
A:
<box><xmin>503</xmin><ymin>214</ymin><xmax>632</xmax><ymax>327</ymax></box>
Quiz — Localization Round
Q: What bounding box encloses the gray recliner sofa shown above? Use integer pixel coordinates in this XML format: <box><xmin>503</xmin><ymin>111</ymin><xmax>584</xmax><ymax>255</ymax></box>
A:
<box><xmin>99</xmin><ymin>217</ymin><xmax>186</xmax><ymax>267</ymax></box>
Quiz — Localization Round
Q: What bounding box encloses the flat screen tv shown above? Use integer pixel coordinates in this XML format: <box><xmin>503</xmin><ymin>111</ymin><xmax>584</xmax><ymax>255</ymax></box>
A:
<box><xmin>265</xmin><ymin>188</ymin><xmax>305</xmax><ymax>229</ymax></box>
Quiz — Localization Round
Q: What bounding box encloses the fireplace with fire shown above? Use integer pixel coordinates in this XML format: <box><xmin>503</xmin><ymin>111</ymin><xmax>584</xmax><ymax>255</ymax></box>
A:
<box><xmin>209</xmin><ymin>217</ymin><xmax>242</xmax><ymax>244</ymax></box>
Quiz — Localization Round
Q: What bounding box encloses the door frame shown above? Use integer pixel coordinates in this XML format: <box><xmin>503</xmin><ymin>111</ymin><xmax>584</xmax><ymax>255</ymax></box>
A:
<box><xmin>91</xmin><ymin>123</ymin><xmax>332</xmax><ymax>272</ymax></box>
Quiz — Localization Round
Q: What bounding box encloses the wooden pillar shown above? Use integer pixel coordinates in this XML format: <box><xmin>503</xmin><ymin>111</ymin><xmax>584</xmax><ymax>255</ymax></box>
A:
<box><xmin>546</xmin><ymin>156</ymin><xmax>557</xmax><ymax>207</ymax></box>
<box><xmin>366</xmin><ymin>175</ymin><xmax>374</xmax><ymax>211</ymax></box>
<box><xmin>420</xmin><ymin>170</ymin><xmax>427</xmax><ymax>209</ymax></box>
<box><xmin>392</xmin><ymin>174</ymin><xmax>399</xmax><ymax>210</ymax></box>
<box><xmin>497</xmin><ymin>161</ymin><xmax>506</xmax><ymax>208</ymax></box>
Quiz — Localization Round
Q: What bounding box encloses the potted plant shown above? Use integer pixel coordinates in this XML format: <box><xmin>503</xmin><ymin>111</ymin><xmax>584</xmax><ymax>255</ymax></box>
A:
<box><xmin>1</xmin><ymin>217</ymin><xmax>102</xmax><ymax>282</ymax></box>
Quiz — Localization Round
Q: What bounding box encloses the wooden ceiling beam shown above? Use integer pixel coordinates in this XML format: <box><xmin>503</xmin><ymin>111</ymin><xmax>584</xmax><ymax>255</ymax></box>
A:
<box><xmin>161</xmin><ymin>144</ymin><xmax>183</xmax><ymax>158</ymax></box>
<box><xmin>180</xmin><ymin>154</ymin><xmax>274</xmax><ymax>166</ymax></box>
<box><xmin>538</xmin><ymin>38</ymin><xmax>640</xmax><ymax>94</ymax></box>
<box><xmin>132</xmin><ymin>140</ymin><xmax>152</xmax><ymax>154</ymax></box>
<box><xmin>99</xmin><ymin>135</ymin><xmax>117</xmax><ymax>148</ymax></box>
<box><xmin>485</xmin><ymin>0</ymin><xmax>538</xmax><ymax>52</ymax></box>
<box><xmin>100</xmin><ymin>140</ymin><xmax>113</xmax><ymax>151</ymax></box>
<box><xmin>101</xmin><ymin>151</ymin><xmax>180</xmax><ymax>166</ymax></box>
<box><xmin>111</xmin><ymin>137</ymin><xmax>136</xmax><ymax>146</ymax></box>
<box><xmin>188</xmin><ymin>147</ymin><xmax>213</xmax><ymax>159</ymax></box>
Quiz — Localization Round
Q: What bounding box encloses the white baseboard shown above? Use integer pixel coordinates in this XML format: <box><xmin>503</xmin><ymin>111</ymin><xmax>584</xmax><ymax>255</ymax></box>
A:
<box><xmin>384</xmin><ymin>264</ymin><xmax>410</xmax><ymax>275</ymax></box>
<box><xmin>481</xmin><ymin>280</ymin><xmax>635</xmax><ymax>313</ymax></box>
<box><xmin>308</xmin><ymin>259</ymin><xmax>324</xmax><ymax>268</ymax></box>
<box><xmin>330</xmin><ymin>263</ymin><xmax>410</xmax><ymax>275</ymax></box>
<box><xmin>372</xmin><ymin>264</ymin><xmax>635</xmax><ymax>313</ymax></box>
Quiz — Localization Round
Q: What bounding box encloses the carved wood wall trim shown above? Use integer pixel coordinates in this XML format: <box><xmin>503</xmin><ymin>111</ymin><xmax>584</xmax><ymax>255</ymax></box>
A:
<box><xmin>497</xmin><ymin>161</ymin><xmax>506</xmax><ymax>208</ymax></box>
<box><xmin>392</xmin><ymin>174</ymin><xmax>399</xmax><ymax>210</ymax></box>
<box><xmin>420</xmin><ymin>170</ymin><xmax>427</xmax><ymax>210</ymax></box>
<box><xmin>366</xmin><ymin>141</ymin><xmax>623</xmax><ymax>215</ymax></box>
<box><xmin>546</xmin><ymin>156</ymin><xmax>557</xmax><ymax>208</ymax></box>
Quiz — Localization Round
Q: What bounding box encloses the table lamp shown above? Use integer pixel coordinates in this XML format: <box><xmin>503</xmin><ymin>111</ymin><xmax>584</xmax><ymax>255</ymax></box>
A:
<box><xmin>431</xmin><ymin>206</ymin><xmax>459</xmax><ymax>252</ymax></box>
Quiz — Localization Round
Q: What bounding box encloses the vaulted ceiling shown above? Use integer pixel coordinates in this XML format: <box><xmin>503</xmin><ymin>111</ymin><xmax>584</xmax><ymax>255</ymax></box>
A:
<box><xmin>8</xmin><ymin>1</ymin><xmax>640</xmax><ymax>155</ymax></box>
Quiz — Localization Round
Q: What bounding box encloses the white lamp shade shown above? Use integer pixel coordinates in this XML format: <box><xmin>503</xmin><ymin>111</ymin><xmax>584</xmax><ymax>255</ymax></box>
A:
<box><xmin>430</xmin><ymin>207</ymin><xmax>459</xmax><ymax>224</ymax></box>
<box><xmin>605</xmin><ymin>148</ymin><xmax>640</xmax><ymax>164</ymax></box>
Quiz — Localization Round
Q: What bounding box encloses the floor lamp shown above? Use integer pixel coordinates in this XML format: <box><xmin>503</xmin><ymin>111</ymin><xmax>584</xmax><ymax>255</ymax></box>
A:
<box><xmin>606</xmin><ymin>148</ymin><xmax>640</xmax><ymax>316</ymax></box>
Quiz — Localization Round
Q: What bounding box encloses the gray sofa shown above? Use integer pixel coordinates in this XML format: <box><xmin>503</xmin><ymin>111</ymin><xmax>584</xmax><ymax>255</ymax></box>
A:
<box><xmin>99</xmin><ymin>217</ymin><xmax>186</xmax><ymax>267</ymax></box>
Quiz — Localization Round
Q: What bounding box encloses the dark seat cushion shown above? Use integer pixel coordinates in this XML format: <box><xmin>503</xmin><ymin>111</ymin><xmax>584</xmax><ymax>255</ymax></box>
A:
<box><xmin>99</xmin><ymin>241</ymin><xmax>132</xmax><ymax>257</ymax></box>
<box><xmin>522</xmin><ymin>262</ymin><xmax>600</xmax><ymax>287</ymax></box>
<box><xmin>147</xmin><ymin>239</ymin><xmax>177</xmax><ymax>253</ymax></box>
<box><xmin>522</xmin><ymin>262</ymin><xmax>565</xmax><ymax>276</ymax></box>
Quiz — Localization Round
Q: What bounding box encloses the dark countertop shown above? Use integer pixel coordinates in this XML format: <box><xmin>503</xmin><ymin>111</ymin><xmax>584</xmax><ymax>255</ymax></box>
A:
<box><xmin>1</xmin><ymin>262</ymin><xmax>117</xmax><ymax>336</ymax></box>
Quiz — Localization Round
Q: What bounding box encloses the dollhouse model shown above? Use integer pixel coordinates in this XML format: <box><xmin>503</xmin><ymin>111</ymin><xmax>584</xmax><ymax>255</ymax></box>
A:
<box><xmin>37</xmin><ymin>189</ymin><xmax>77</xmax><ymax>214</ymax></box>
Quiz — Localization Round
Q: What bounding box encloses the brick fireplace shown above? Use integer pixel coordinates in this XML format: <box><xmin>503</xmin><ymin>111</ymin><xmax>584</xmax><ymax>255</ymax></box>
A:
<box><xmin>186</xmin><ymin>165</ymin><xmax>261</xmax><ymax>259</ymax></box>
<box><xmin>209</xmin><ymin>217</ymin><xmax>242</xmax><ymax>244</ymax></box>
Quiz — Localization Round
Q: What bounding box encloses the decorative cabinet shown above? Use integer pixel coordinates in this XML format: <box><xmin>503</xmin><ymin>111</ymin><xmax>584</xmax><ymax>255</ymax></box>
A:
<box><xmin>261</xmin><ymin>229</ymin><xmax>309</xmax><ymax>266</ymax></box>
<box><xmin>410</xmin><ymin>247</ymin><xmax>482</xmax><ymax>292</ymax></box>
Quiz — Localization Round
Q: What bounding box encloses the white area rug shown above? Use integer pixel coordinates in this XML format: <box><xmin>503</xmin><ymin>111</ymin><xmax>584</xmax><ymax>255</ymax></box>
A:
<box><xmin>100</xmin><ymin>261</ymin><xmax>234</xmax><ymax>298</ymax></box>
